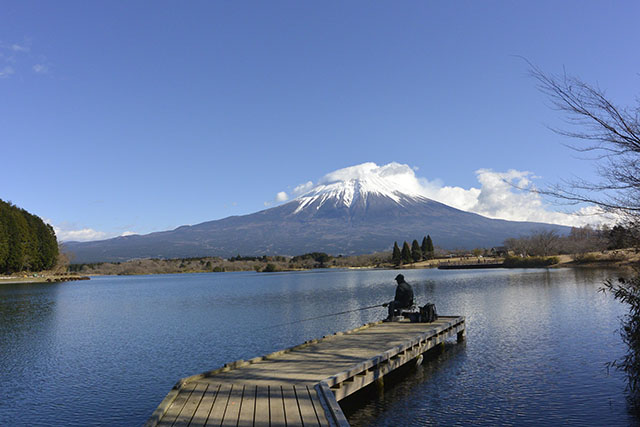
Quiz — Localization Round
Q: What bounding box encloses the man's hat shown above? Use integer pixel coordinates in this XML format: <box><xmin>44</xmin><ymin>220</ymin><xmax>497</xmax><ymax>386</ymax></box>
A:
<box><xmin>395</xmin><ymin>274</ymin><xmax>404</xmax><ymax>281</ymax></box>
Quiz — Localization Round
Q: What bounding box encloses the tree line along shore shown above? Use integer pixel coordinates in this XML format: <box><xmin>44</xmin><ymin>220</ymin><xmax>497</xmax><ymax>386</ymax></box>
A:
<box><xmin>65</xmin><ymin>226</ymin><xmax>638</xmax><ymax>277</ymax></box>
<box><xmin>0</xmin><ymin>199</ymin><xmax>58</xmax><ymax>275</ymax></box>
<box><xmin>1</xmin><ymin>198</ymin><xmax>637</xmax><ymax>282</ymax></box>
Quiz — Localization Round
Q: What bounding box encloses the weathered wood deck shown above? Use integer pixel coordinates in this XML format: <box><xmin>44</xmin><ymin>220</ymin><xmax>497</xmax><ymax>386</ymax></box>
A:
<box><xmin>146</xmin><ymin>316</ymin><xmax>465</xmax><ymax>427</ymax></box>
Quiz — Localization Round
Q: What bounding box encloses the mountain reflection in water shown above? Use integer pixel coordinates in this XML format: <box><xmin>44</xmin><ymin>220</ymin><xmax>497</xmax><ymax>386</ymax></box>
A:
<box><xmin>0</xmin><ymin>268</ymin><xmax>634</xmax><ymax>426</ymax></box>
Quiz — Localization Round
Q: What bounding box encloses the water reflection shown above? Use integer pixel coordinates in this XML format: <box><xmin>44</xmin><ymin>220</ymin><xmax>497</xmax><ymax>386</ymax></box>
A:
<box><xmin>0</xmin><ymin>268</ymin><xmax>635</xmax><ymax>426</ymax></box>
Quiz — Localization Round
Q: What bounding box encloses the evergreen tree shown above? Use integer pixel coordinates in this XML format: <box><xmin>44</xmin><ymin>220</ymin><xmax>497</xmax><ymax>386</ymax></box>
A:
<box><xmin>0</xmin><ymin>199</ymin><xmax>59</xmax><ymax>274</ymax></box>
<box><xmin>421</xmin><ymin>236</ymin><xmax>428</xmax><ymax>259</ymax></box>
<box><xmin>411</xmin><ymin>239</ymin><xmax>422</xmax><ymax>262</ymax></box>
<box><xmin>426</xmin><ymin>235</ymin><xmax>435</xmax><ymax>259</ymax></box>
<box><xmin>401</xmin><ymin>241</ymin><xmax>412</xmax><ymax>264</ymax></box>
<box><xmin>392</xmin><ymin>241</ymin><xmax>402</xmax><ymax>266</ymax></box>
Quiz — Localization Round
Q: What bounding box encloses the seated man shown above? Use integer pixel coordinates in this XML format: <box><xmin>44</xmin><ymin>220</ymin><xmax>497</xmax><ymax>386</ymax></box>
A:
<box><xmin>383</xmin><ymin>274</ymin><xmax>414</xmax><ymax>320</ymax></box>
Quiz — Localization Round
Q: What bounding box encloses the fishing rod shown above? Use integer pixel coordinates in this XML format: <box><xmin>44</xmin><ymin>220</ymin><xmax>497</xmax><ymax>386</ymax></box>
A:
<box><xmin>259</xmin><ymin>303</ymin><xmax>386</xmax><ymax>330</ymax></box>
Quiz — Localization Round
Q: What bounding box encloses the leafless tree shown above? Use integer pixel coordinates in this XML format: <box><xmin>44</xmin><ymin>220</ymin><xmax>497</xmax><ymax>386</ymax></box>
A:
<box><xmin>530</xmin><ymin>62</ymin><xmax>640</xmax><ymax>409</ymax></box>
<box><xmin>529</xmin><ymin>63</ymin><xmax>640</xmax><ymax>217</ymax></box>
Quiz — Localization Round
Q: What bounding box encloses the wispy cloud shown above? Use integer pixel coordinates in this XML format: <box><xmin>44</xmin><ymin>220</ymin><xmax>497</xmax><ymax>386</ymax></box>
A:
<box><xmin>0</xmin><ymin>66</ymin><xmax>14</xmax><ymax>78</ymax></box>
<box><xmin>32</xmin><ymin>64</ymin><xmax>48</xmax><ymax>74</ymax></box>
<box><xmin>46</xmin><ymin>219</ymin><xmax>139</xmax><ymax>242</ymax></box>
<box><xmin>11</xmin><ymin>43</ymin><xmax>29</xmax><ymax>52</ymax></box>
<box><xmin>0</xmin><ymin>39</ymin><xmax>50</xmax><ymax>79</ymax></box>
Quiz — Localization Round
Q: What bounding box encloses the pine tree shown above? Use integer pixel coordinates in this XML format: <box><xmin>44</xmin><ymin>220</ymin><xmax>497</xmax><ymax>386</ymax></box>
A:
<box><xmin>401</xmin><ymin>241</ymin><xmax>412</xmax><ymax>264</ymax></box>
<box><xmin>421</xmin><ymin>236</ymin><xmax>428</xmax><ymax>259</ymax></box>
<box><xmin>426</xmin><ymin>235</ymin><xmax>435</xmax><ymax>259</ymax></box>
<box><xmin>0</xmin><ymin>199</ymin><xmax>59</xmax><ymax>274</ymax></box>
<box><xmin>392</xmin><ymin>241</ymin><xmax>402</xmax><ymax>266</ymax></box>
<box><xmin>411</xmin><ymin>239</ymin><xmax>422</xmax><ymax>262</ymax></box>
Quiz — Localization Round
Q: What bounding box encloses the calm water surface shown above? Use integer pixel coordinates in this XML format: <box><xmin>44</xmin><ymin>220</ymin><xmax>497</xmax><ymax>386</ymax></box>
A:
<box><xmin>0</xmin><ymin>268</ymin><xmax>635</xmax><ymax>426</ymax></box>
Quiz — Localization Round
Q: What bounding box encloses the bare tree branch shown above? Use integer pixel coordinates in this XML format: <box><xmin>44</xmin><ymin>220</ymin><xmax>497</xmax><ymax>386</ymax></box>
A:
<box><xmin>525</xmin><ymin>60</ymin><xmax>640</xmax><ymax>216</ymax></box>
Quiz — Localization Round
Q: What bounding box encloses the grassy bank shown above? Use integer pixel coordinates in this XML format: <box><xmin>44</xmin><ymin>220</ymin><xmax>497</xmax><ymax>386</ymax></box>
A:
<box><xmin>0</xmin><ymin>274</ymin><xmax>90</xmax><ymax>285</ymax></box>
<box><xmin>53</xmin><ymin>249</ymin><xmax>640</xmax><ymax>278</ymax></box>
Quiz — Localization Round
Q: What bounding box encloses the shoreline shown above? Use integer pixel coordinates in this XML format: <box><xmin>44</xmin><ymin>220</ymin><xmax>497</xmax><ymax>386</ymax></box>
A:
<box><xmin>3</xmin><ymin>250</ymin><xmax>635</xmax><ymax>283</ymax></box>
<box><xmin>0</xmin><ymin>275</ymin><xmax>90</xmax><ymax>285</ymax></box>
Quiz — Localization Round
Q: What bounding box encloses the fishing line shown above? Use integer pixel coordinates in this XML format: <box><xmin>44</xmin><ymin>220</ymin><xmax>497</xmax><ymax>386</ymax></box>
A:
<box><xmin>259</xmin><ymin>303</ymin><xmax>386</xmax><ymax>330</ymax></box>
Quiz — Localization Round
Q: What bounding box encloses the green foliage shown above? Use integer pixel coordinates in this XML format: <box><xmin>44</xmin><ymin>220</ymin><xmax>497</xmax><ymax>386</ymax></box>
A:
<box><xmin>609</xmin><ymin>225</ymin><xmax>634</xmax><ymax>250</ymax></box>
<box><xmin>392</xmin><ymin>241</ymin><xmax>402</xmax><ymax>266</ymax></box>
<box><xmin>425</xmin><ymin>235</ymin><xmax>434</xmax><ymax>259</ymax></box>
<box><xmin>420</xmin><ymin>235</ymin><xmax>435</xmax><ymax>259</ymax></box>
<box><xmin>411</xmin><ymin>239</ymin><xmax>422</xmax><ymax>262</ymax></box>
<box><xmin>229</xmin><ymin>254</ymin><xmax>263</xmax><ymax>262</ymax></box>
<box><xmin>291</xmin><ymin>252</ymin><xmax>331</xmax><ymax>267</ymax></box>
<box><xmin>601</xmin><ymin>275</ymin><xmax>640</xmax><ymax>409</ymax></box>
<box><xmin>262</xmin><ymin>263</ymin><xmax>278</xmax><ymax>272</ymax></box>
<box><xmin>0</xmin><ymin>199</ymin><xmax>58</xmax><ymax>274</ymax></box>
<box><xmin>502</xmin><ymin>256</ymin><xmax>558</xmax><ymax>268</ymax></box>
<box><xmin>401</xmin><ymin>241</ymin><xmax>412</xmax><ymax>264</ymax></box>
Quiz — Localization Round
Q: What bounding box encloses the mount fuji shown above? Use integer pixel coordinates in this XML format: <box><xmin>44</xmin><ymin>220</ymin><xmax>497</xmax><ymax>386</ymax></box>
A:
<box><xmin>63</xmin><ymin>163</ymin><xmax>569</xmax><ymax>263</ymax></box>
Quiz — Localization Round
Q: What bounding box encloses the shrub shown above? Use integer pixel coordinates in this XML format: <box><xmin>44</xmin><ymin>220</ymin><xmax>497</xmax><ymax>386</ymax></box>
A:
<box><xmin>263</xmin><ymin>263</ymin><xmax>278</xmax><ymax>272</ymax></box>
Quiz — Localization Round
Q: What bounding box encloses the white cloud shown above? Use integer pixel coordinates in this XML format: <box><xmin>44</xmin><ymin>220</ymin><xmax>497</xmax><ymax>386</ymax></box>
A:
<box><xmin>0</xmin><ymin>41</ymin><xmax>49</xmax><ymax>79</ymax></box>
<box><xmin>55</xmin><ymin>227</ymin><xmax>108</xmax><ymax>242</ymax></box>
<box><xmin>33</xmin><ymin>64</ymin><xmax>48</xmax><ymax>74</ymax></box>
<box><xmin>120</xmin><ymin>231</ymin><xmax>137</xmax><ymax>237</ymax></box>
<box><xmin>418</xmin><ymin>167</ymin><xmax>613</xmax><ymax>227</ymax></box>
<box><xmin>0</xmin><ymin>66</ymin><xmax>14</xmax><ymax>78</ymax></box>
<box><xmin>273</xmin><ymin>162</ymin><xmax>614</xmax><ymax>227</ymax></box>
<box><xmin>45</xmin><ymin>219</ymin><xmax>130</xmax><ymax>242</ymax></box>
<box><xmin>293</xmin><ymin>181</ymin><xmax>314</xmax><ymax>195</ymax></box>
<box><xmin>11</xmin><ymin>44</ymin><xmax>29</xmax><ymax>52</ymax></box>
<box><xmin>266</xmin><ymin>181</ymin><xmax>313</xmax><ymax>206</ymax></box>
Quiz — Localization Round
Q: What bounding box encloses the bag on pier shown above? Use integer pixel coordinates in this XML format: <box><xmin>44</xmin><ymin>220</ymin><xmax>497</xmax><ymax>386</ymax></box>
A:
<box><xmin>420</xmin><ymin>303</ymin><xmax>438</xmax><ymax>323</ymax></box>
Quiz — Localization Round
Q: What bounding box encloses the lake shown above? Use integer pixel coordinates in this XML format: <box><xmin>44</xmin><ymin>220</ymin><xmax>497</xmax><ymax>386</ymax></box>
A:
<box><xmin>0</xmin><ymin>268</ymin><xmax>635</xmax><ymax>426</ymax></box>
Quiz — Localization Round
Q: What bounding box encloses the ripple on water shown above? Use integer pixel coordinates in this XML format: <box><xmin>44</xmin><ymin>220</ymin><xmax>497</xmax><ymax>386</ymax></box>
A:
<box><xmin>0</xmin><ymin>268</ymin><xmax>635</xmax><ymax>426</ymax></box>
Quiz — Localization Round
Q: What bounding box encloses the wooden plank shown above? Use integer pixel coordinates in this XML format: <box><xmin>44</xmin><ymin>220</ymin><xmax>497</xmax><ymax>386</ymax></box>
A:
<box><xmin>269</xmin><ymin>385</ymin><xmax>286</xmax><ymax>427</ymax></box>
<box><xmin>148</xmin><ymin>317</ymin><xmax>466</xmax><ymax>426</ymax></box>
<box><xmin>294</xmin><ymin>385</ymin><xmax>320</xmax><ymax>427</ymax></box>
<box><xmin>316</xmin><ymin>382</ymin><xmax>349</xmax><ymax>427</ymax></box>
<box><xmin>173</xmin><ymin>382</ymin><xmax>208</xmax><ymax>426</ymax></box>
<box><xmin>282</xmin><ymin>385</ymin><xmax>302</xmax><ymax>426</ymax></box>
<box><xmin>156</xmin><ymin>382</ymin><xmax>197</xmax><ymax>426</ymax></box>
<box><xmin>190</xmin><ymin>384</ymin><xmax>220</xmax><ymax>426</ymax></box>
<box><xmin>144</xmin><ymin>386</ymin><xmax>181</xmax><ymax>427</ymax></box>
<box><xmin>254</xmin><ymin>385</ymin><xmax>270</xmax><ymax>427</ymax></box>
<box><xmin>221</xmin><ymin>384</ymin><xmax>243</xmax><ymax>426</ymax></box>
<box><xmin>206</xmin><ymin>384</ymin><xmax>232</xmax><ymax>426</ymax></box>
<box><xmin>237</xmin><ymin>385</ymin><xmax>256</xmax><ymax>427</ymax></box>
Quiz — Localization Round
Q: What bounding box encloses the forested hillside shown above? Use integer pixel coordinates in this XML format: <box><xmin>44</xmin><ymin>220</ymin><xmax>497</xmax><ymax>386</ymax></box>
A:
<box><xmin>0</xmin><ymin>199</ymin><xmax>58</xmax><ymax>274</ymax></box>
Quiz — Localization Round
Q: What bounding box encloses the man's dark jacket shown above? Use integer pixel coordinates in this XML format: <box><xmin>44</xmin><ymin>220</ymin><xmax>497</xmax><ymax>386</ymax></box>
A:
<box><xmin>394</xmin><ymin>280</ymin><xmax>414</xmax><ymax>307</ymax></box>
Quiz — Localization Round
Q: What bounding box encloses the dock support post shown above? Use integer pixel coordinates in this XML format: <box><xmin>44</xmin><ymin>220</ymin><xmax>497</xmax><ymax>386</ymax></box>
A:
<box><xmin>457</xmin><ymin>330</ymin><xmax>466</xmax><ymax>343</ymax></box>
<box><xmin>375</xmin><ymin>377</ymin><xmax>384</xmax><ymax>395</ymax></box>
<box><xmin>414</xmin><ymin>354</ymin><xmax>423</xmax><ymax>367</ymax></box>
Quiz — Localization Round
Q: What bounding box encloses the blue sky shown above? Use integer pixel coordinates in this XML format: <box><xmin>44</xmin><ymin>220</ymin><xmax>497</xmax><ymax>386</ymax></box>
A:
<box><xmin>1</xmin><ymin>2</ymin><xmax>638</xmax><ymax>241</ymax></box>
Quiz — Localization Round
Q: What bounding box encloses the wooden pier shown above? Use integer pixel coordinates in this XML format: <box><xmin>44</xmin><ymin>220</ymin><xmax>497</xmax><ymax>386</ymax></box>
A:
<box><xmin>146</xmin><ymin>316</ymin><xmax>465</xmax><ymax>427</ymax></box>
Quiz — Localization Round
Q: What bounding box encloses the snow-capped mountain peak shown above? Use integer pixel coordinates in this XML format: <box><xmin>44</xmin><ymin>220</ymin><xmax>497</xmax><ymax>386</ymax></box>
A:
<box><xmin>292</xmin><ymin>162</ymin><xmax>427</xmax><ymax>213</ymax></box>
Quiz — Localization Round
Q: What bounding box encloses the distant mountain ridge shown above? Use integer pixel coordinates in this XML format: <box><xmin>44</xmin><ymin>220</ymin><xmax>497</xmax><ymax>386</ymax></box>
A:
<box><xmin>63</xmin><ymin>163</ymin><xmax>569</xmax><ymax>263</ymax></box>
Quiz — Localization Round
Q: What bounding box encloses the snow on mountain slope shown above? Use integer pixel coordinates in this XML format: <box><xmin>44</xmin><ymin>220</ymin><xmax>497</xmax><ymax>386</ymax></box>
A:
<box><xmin>63</xmin><ymin>162</ymin><xmax>571</xmax><ymax>262</ymax></box>
<box><xmin>293</xmin><ymin>162</ymin><xmax>428</xmax><ymax>213</ymax></box>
